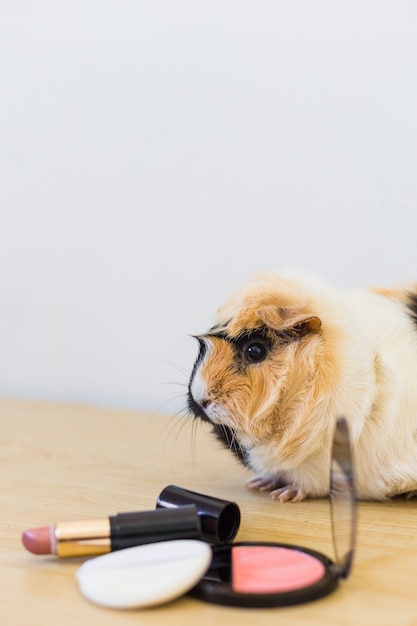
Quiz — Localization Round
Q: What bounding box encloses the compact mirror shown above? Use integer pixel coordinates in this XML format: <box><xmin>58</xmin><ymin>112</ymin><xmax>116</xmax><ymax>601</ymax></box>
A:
<box><xmin>329</xmin><ymin>416</ymin><xmax>356</xmax><ymax>578</ymax></box>
<box><xmin>189</xmin><ymin>417</ymin><xmax>356</xmax><ymax>608</ymax></box>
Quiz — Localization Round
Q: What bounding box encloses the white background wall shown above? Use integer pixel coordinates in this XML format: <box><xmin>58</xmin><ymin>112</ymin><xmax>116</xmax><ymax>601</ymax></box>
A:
<box><xmin>1</xmin><ymin>1</ymin><xmax>416</xmax><ymax>413</ymax></box>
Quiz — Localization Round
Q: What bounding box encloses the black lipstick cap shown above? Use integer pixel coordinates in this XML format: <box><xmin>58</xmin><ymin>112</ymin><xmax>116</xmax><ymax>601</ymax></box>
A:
<box><xmin>156</xmin><ymin>485</ymin><xmax>241</xmax><ymax>545</ymax></box>
<box><xmin>109</xmin><ymin>504</ymin><xmax>201</xmax><ymax>550</ymax></box>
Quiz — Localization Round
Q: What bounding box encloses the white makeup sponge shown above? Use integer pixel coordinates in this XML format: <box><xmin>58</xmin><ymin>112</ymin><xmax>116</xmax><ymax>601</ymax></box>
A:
<box><xmin>76</xmin><ymin>539</ymin><xmax>212</xmax><ymax>609</ymax></box>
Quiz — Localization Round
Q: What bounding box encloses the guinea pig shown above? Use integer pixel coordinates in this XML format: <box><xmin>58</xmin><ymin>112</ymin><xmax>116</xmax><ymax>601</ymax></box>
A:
<box><xmin>187</xmin><ymin>270</ymin><xmax>417</xmax><ymax>501</ymax></box>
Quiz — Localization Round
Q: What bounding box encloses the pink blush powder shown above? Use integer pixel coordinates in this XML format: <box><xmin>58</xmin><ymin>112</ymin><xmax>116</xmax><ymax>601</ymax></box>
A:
<box><xmin>232</xmin><ymin>546</ymin><xmax>326</xmax><ymax>594</ymax></box>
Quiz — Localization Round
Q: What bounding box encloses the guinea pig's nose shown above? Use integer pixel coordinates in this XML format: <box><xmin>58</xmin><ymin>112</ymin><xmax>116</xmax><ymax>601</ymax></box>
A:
<box><xmin>200</xmin><ymin>397</ymin><xmax>211</xmax><ymax>409</ymax></box>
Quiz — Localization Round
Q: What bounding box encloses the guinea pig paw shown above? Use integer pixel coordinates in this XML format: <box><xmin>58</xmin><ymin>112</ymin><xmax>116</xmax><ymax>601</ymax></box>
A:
<box><xmin>269</xmin><ymin>486</ymin><xmax>308</xmax><ymax>503</ymax></box>
<box><xmin>246</xmin><ymin>476</ymin><xmax>284</xmax><ymax>492</ymax></box>
<box><xmin>404</xmin><ymin>489</ymin><xmax>417</xmax><ymax>500</ymax></box>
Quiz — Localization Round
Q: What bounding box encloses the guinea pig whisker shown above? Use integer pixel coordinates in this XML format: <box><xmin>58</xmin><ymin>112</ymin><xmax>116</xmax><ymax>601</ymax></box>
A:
<box><xmin>165</xmin><ymin>408</ymin><xmax>209</xmax><ymax>466</ymax></box>
<box><xmin>221</xmin><ymin>423</ymin><xmax>245</xmax><ymax>459</ymax></box>
<box><xmin>190</xmin><ymin>415</ymin><xmax>200</xmax><ymax>465</ymax></box>
<box><xmin>150</xmin><ymin>390</ymin><xmax>189</xmax><ymax>418</ymax></box>
<box><xmin>158</xmin><ymin>381</ymin><xmax>188</xmax><ymax>387</ymax></box>
<box><xmin>155</xmin><ymin>356</ymin><xmax>192</xmax><ymax>379</ymax></box>
<box><xmin>163</xmin><ymin>409</ymin><xmax>190</xmax><ymax>441</ymax></box>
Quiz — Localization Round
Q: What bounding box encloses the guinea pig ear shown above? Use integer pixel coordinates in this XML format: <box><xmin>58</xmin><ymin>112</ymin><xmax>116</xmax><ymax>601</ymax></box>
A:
<box><xmin>257</xmin><ymin>306</ymin><xmax>322</xmax><ymax>336</ymax></box>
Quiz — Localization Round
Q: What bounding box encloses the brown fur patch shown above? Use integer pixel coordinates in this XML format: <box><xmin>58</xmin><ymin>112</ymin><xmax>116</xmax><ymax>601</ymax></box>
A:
<box><xmin>370</xmin><ymin>286</ymin><xmax>405</xmax><ymax>299</ymax></box>
<box><xmin>189</xmin><ymin>271</ymin><xmax>417</xmax><ymax>500</ymax></box>
<box><xmin>198</xmin><ymin>276</ymin><xmax>344</xmax><ymax>462</ymax></box>
<box><xmin>199</xmin><ymin>338</ymin><xmax>250</xmax><ymax>414</ymax></box>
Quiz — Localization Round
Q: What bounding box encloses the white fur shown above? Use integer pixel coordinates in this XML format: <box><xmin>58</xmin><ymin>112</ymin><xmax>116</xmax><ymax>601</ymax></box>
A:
<box><xmin>190</xmin><ymin>271</ymin><xmax>417</xmax><ymax>500</ymax></box>
<box><xmin>333</xmin><ymin>289</ymin><xmax>417</xmax><ymax>499</ymax></box>
<box><xmin>254</xmin><ymin>280</ymin><xmax>417</xmax><ymax>499</ymax></box>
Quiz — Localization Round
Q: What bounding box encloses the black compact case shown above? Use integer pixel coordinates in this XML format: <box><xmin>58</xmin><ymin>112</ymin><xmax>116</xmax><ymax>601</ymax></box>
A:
<box><xmin>189</xmin><ymin>418</ymin><xmax>357</xmax><ymax>608</ymax></box>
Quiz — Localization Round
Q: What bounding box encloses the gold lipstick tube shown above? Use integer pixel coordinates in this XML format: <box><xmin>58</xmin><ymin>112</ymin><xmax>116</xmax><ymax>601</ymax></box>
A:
<box><xmin>54</xmin><ymin>519</ymin><xmax>111</xmax><ymax>557</ymax></box>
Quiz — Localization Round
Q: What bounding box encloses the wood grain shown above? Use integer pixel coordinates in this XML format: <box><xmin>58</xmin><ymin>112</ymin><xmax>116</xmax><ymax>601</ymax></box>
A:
<box><xmin>1</xmin><ymin>397</ymin><xmax>417</xmax><ymax>625</ymax></box>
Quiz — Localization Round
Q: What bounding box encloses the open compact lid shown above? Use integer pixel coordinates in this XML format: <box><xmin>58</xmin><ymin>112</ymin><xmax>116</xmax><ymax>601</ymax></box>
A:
<box><xmin>329</xmin><ymin>417</ymin><xmax>357</xmax><ymax>579</ymax></box>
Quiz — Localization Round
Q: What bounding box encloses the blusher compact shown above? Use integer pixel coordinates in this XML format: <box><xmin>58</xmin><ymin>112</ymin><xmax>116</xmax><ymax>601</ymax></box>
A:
<box><xmin>189</xmin><ymin>417</ymin><xmax>357</xmax><ymax>607</ymax></box>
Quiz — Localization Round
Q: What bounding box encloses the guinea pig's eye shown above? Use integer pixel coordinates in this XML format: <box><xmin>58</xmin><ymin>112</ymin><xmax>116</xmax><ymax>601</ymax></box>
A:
<box><xmin>243</xmin><ymin>341</ymin><xmax>269</xmax><ymax>364</ymax></box>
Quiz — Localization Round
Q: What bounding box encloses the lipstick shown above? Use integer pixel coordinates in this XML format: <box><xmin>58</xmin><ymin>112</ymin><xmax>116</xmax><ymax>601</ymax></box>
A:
<box><xmin>22</xmin><ymin>505</ymin><xmax>201</xmax><ymax>558</ymax></box>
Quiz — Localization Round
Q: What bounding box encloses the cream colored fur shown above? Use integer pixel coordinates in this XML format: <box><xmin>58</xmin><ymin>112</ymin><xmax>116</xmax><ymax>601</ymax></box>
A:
<box><xmin>189</xmin><ymin>271</ymin><xmax>417</xmax><ymax>501</ymax></box>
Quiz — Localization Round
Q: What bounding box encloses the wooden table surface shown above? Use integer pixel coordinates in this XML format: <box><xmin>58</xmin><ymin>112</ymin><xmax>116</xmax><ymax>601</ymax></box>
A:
<box><xmin>1</xmin><ymin>397</ymin><xmax>417</xmax><ymax>625</ymax></box>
